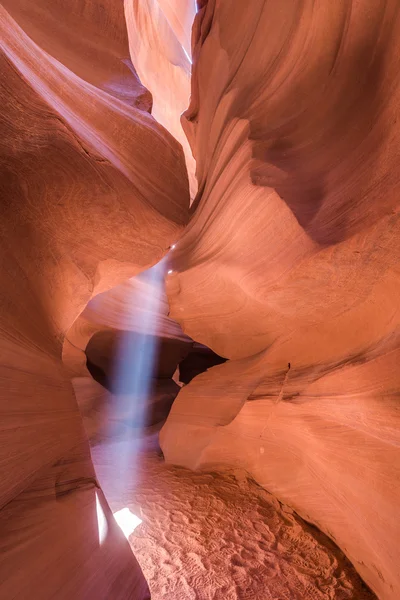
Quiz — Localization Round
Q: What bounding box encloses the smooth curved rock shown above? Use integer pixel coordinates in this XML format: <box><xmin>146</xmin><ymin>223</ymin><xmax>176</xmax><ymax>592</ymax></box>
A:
<box><xmin>124</xmin><ymin>0</ymin><xmax>197</xmax><ymax>198</ymax></box>
<box><xmin>161</xmin><ymin>2</ymin><xmax>400</xmax><ymax>598</ymax></box>
<box><xmin>85</xmin><ymin>274</ymin><xmax>191</xmax><ymax>343</ymax></box>
<box><xmin>3</xmin><ymin>0</ymin><xmax>399</xmax><ymax>597</ymax></box>
<box><xmin>63</xmin><ymin>273</ymin><xmax>192</xmax><ymax>378</ymax></box>
<box><xmin>0</xmin><ymin>2</ymin><xmax>189</xmax><ymax>597</ymax></box>
<box><xmin>2</xmin><ymin>0</ymin><xmax>152</xmax><ymax>108</ymax></box>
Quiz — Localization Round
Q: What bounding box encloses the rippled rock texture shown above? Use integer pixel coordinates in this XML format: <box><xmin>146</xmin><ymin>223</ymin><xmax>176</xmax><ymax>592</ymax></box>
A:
<box><xmin>160</xmin><ymin>2</ymin><xmax>400</xmax><ymax>599</ymax></box>
<box><xmin>2</xmin><ymin>0</ymin><xmax>400</xmax><ymax>598</ymax></box>
<box><xmin>0</xmin><ymin>1</ymin><xmax>188</xmax><ymax>597</ymax></box>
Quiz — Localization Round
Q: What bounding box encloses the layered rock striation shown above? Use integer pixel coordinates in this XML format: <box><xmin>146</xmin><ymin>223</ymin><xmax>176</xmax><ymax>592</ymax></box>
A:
<box><xmin>0</xmin><ymin>2</ymin><xmax>189</xmax><ymax>597</ymax></box>
<box><xmin>160</xmin><ymin>2</ymin><xmax>400</xmax><ymax>598</ymax></box>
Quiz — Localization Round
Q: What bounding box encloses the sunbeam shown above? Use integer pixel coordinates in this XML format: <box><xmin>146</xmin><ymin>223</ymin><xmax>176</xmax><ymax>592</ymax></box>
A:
<box><xmin>107</xmin><ymin>258</ymin><xmax>167</xmax><ymax>496</ymax></box>
<box><xmin>95</xmin><ymin>491</ymin><xmax>108</xmax><ymax>545</ymax></box>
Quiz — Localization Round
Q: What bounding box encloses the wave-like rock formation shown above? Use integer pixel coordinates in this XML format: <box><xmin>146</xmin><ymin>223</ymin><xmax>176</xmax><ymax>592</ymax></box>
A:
<box><xmin>124</xmin><ymin>0</ymin><xmax>197</xmax><ymax>198</ymax></box>
<box><xmin>2</xmin><ymin>0</ymin><xmax>400</xmax><ymax>597</ymax></box>
<box><xmin>0</xmin><ymin>1</ymin><xmax>189</xmax><ymax>597</ymax></box>
<box><xmin>63</xmin><ymin>272</ymin><xmax>191</xmax><ymax>376</ymax></box>
<box><xmin>160</xmin><ymin>2</ymin><xmax>400</xmax><ymax>599</ymax></box>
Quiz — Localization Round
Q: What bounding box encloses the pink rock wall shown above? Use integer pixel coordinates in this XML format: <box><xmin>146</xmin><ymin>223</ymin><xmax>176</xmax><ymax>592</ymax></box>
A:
<box><xmin>0</xmin><ymin>2</ymin><xmax>189</xmax><ymax>597</ymax></box>
<box><xmin>124</xmin><ymin>0</ymin><xmax>197</xmax><ymax>198</ymax></box>
<box><xmin>160</xmin><ymin>2</ymin><xmax>400</xmax><ymax>599</ymax></box>
<box><xmin>2</xmin><ymin>0</ymin><xmax>400</xmax><ymax>598</ymax></box>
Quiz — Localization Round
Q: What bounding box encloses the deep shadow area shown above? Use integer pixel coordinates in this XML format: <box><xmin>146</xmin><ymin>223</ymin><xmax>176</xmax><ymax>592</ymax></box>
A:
<box><xmin>86</xmin><ymin>330</ymin><xmax>227</xmax><ymax>391</ymax></box>
<box><xmin>178</xmin><ymin>342</ymin><xmax>227</xmax><ymax>384</ymax></box>
<box><xmin>85</xmin><ymin>330</ymin><xmax>227</xmax><ymax>427</ymax></box>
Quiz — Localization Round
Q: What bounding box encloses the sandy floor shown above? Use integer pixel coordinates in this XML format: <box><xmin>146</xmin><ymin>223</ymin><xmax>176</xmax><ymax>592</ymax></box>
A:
<box><xmin>91</xmin><ymin>430</ymin><xmax>375</xmax><ymax>600</ymax></box>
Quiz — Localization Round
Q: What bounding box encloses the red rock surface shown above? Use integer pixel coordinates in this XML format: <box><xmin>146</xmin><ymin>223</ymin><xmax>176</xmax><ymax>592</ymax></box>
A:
<box><xmin>2</xmin><ymin>0</ymin><xmax>400</xmax><ymax>598</ymax></box>
<box><xmin>160</xmin><ymin>2</ymin><xmax>400</xmax><ymax>599</ymax></box>
<box><xmin>0</xmin><ymin>2</ymin><xmax>188</xmax><ymax>597</ymax></box>
<box><xmin>124</xmin><ymin>0</ymin><xmax>197</xmax><ymax>198</ymax></box>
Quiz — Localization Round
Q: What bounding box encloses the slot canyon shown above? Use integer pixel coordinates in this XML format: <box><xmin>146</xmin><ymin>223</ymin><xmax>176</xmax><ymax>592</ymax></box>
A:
<box><xmin>1</xmin><ymin>1</ymin><xmax>399</xmax><ymax>599</ymax></box>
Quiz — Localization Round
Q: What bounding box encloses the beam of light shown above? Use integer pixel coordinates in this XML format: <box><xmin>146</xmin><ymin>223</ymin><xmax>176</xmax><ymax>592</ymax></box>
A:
<box><xmin>182</xmin><ymin>45</ymin><xmax>193</xmax><ymax>65</ymax></box>
<box><xmin>108</xmin><ymin>258</ymin><xmax>167</xmax><ymax>497</ymax></box>
<box><xmin>96</xmin><ymin>491</ymin><xmax>108</xmax><ymax>545</ymax></box>
<box><xmin>113</xmin><ymin>507</ymin><xmax>142</xmax><ymax>539</ymax></box>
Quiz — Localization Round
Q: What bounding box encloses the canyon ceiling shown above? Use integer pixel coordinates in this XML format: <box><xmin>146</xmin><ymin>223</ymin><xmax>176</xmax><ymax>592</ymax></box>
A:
<box><xmin>1</xmin><ymin>1</ymin><xmax>400</xmax><ymax>599</ymax></box>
